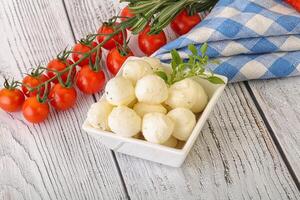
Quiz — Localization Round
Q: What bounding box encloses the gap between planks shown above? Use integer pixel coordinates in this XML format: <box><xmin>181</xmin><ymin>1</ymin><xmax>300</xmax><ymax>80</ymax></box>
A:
<box><xmin>61</xmin><ymin>0</ymin><xmax>300</xmax><ymax>199</ymax></box>
<box><xmin>244</xmin><ymin>81</ymin><xmax>300</xmax><ymax>191</ymax></box>
<box><xmin>60</xmin><ymin>0</ymin><xmax>132</xmax><ymax>198</ymax></box>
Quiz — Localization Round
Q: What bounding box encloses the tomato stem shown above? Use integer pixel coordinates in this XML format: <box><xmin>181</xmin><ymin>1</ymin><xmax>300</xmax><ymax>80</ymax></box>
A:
<box><xmin>6</xmin><ymin>0</ymin><xmax>217</xmax><ymax>97</ymax></box>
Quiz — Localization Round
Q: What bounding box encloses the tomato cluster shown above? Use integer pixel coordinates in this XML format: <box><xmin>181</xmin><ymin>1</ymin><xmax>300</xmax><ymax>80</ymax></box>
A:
<box><xmin>0</xmin><ymin>38</ymin><xmax>106</xmax><ymax>123</ymax></box>
<box><xmin>0</xmin><ymin>6</ymin><xmax>202</xmax><ymax>124</ymax></box>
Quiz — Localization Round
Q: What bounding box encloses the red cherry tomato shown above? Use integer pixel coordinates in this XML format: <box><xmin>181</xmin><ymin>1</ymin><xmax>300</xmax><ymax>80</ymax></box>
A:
<box><xmin>106</xmin><ymin>47</ymin><xmax>134</xmax><ymax>76</ymax></box>
<box><xmin>0</xmin><ymin>88</ymin><xmax>25</xmax><ymax>112</ymax></box>
<box><xmin>76</xmin><ymin>65</ymin><xmax>106</xmax><ymax>94</ymax></box>
<box><xmin>72</xmin><ymin>42</ymin><xmax>101</xmax><ymax>67</ymax></box>
<box><xmin>285</xmin><ymin>0</ymin><xmax>300</xmax><ymax>12</ymax></box>
<box><xmin>120</xmin><ymin>6</ymin><xmax>135</xmax><ymax>22</ymax></box>
<box><xmin>171</xmin><ymin>9</ymin><xmax>201</xmax><ymax>36</ymax></box>
<box><xmin>49</xmin><ymin>83</ymin><xmax>77</xmax><ymax>111</ymax></box>
<box><xmin>120</xmin><ymin>6</ymin><xmax>135</xmax><ymax>30</ymax></box>
<box><xmin>22</xmin><ymin>73</ymin><xmax>51</xmax><ymax>97</ymax></box>
<box><xmin>138</xmin><ymin>26</ymin><xmax>167</xmax><ymax>56</ymax></box>
<box><xmin>47</xmin><ymin>59</ymin><xmax>76</xmax><ymax>84</ymax></box>
<box><xmin>97</xmin><ymin>22</ymin><xmax>127</xmax><ymax>50</ymax></box>
<box><xmin>22</xmin><ymin>97</ymin><xmax>49</xmax><ymax>123</ymax></box>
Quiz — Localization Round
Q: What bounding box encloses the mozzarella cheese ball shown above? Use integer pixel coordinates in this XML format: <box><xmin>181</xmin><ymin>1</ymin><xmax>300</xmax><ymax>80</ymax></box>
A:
<box><xmin>167</xmin><ymin>108</ymin><xmax>196</xmax><ymax>141</ymax></box>
<box><xmin>133</xmin><ymin>102</ymin><xmax>167</xmax><ymax>117</ymax></box>
<box><xmin>108</xmin><ymin>106</ymin><xmax>141</xmax><ymax>137</ymax></box>
<box><xmin>142</xmin><ymin>113</ymin><xmax>174</xmax><ymax>144</ymax></box>
<box><xmin>142</xmin><ymin>57</ymin><xmax>162</xmax><ymax>71</ymax></box>
<box><xmin>162</xmin><ymin>136</ymin><xmax>178</xmax><ymax>148</ymax></box>
<box><xmin>122</xmin><ymin>60</ymin><xmax>153</xmax><ymax>85</ymax></box>
<box><xmin>135</xmin><ymin>75</ymin><xmax>168</xmax><ymax>104</ymax></box>
<box><xmin>87</xmin><ymin>100</ymin><xmax>114</xmax><ymax>130</ymax></box>
<box><xmin>105</xmin><ymin>76</ymin><xmax>135</xmax><ymax>106</ymax></box>
<box><xmin>165</xmin><ymin>78</ymin><xmax>208</xmax><ymax>113</ymax></box>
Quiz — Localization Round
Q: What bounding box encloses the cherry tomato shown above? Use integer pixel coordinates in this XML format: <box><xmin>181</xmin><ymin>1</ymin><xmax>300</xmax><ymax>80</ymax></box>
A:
<box><xmin>49</xmin><ymin>83</ymin><xmax>77</xmax><ymax>111</ymax></box>
<box><xmin>76</xmin><ymin>65</ymin><xmax>106</xmax><ymax>94</ymax></box>
<box><xmin>72</xmin><ymin>42</ymin><xmax>101</xmax><ymax>67</ymax></box>
<box><xmin>171</xmin><ymin>9</ymin><xmax>201</xmax><ymax>36</ymax></box>
<box><xmin>106</xmin><ymin>47</ymin><xmax>133</xmax><ymax>76</ymax></box>
<box><xmin>47</xmin><ymin>59</ymin><xmax>76</xmax><ymax>84</ymax></box>
<box><xmin>120</xmin><ymin>6</ymin><xmax>135</xmax><ymax>22</ymax></box>
<box><xmin>285</xmin><ymin>0</ymin><xmax>300</xmax><ymax>12</ymax></box>
<box><xmin>22</xmin><ymin>73</ymin><xmax>51</xmax><ymax>97</ymax></box>
<box><xmin>97</xmin><ymin>22</ymin><xmax>127</xmax><ymax>50</ymax></box>
<box><xmin>22</xmin><ymin>97</ymin><xmax>49</xmax><ymax>123</ymax></box>
<box><xmin>138</xmin><ymin>26</ymin><xmax>167</xmax><ymax>56</ymax></box>
<box><xmin>0</xmin><ymin>88</ymin><xmax>25</xmax><ymax>112</ymax></box>
<box><xmin>120</xmin><ymin>6</ymin><xmax>135</xmax><ymax>30</ymax></box>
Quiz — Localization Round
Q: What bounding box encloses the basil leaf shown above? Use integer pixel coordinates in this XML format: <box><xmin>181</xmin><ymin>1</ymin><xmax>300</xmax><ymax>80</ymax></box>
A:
<box><xmin>207</xmin><ymin>76</ymin><xmax>225</xmax><ymax>84</ymax></box>
<box><xmin>171</xmin><ymin>49</ymin><xmax>182</xmax><ymax>66</ymax></box>
<box><xmin>155</xmin><ymin>71</ymin><xmax>169</xmax><ymax>83</ymax></box>
<box><xmin>188</xmin><ymin>44</ymin><xmax>198</xmax><ymax>56</ymax></box>
<box><xmin>200</xmin><ymin>43</ymin><xmax>208</xmax><ymax>56</ymax></box>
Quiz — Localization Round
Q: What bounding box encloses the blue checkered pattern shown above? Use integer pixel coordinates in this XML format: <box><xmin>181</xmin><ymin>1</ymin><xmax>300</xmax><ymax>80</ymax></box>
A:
<box><xmin>154</xmin><ymin>0</ymin><xmax>300</xmax><ymax>82</ymax></box>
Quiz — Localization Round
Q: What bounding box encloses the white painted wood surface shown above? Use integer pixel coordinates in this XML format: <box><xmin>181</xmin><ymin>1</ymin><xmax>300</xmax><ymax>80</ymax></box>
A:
<box><xmin>0</xmin><ymin>1</ymin><xmax>127</xmax><ymax>200</ymax></box>
<box><xmin>248</xmin><ymin>78</ymin><xmax>300</xmax><ymax>180</ymax></box>
<box><xmin>0</xmin><ymin>0</ymin><xmax>299</xmax><ymax>199</ymax></box>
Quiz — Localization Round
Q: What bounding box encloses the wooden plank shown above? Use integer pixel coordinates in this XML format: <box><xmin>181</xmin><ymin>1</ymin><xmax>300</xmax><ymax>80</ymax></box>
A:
<box><xmin>116</xmin><ymin>83</ymin><xmax>300</xmax><ymax>200</ymax></box>
<box><xmin>248</xmin><ymin>77</ymin><xmax>300</xmax><ymax>181</ymax></box>
<box><xmin>0</xmin><ymin>0</ymin><xmax>127</xmax><ymax>199</ymax></box>
<box><xmin>64</xmin><ymin>0</ymin><xmax>300</xmax><ymax>199</ymax></box>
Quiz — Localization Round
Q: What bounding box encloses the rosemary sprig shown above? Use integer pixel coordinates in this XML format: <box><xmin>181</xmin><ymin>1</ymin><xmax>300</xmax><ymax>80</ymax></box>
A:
<box><xmin>124</xmin><ymin>0</ymin><xmax>218</xmax><ymax>34</ymax></box>
<box><xmin>155</xmin><ymin>43</ymin><xmax>224</xmax><ymax>85</ymax></box>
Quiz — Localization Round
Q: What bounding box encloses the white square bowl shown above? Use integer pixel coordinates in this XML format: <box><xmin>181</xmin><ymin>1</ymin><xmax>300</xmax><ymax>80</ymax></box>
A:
<box><xmin>82</xmin><ymin>57</ymin><xmax>228</xmax><ymax>167</ymax></box>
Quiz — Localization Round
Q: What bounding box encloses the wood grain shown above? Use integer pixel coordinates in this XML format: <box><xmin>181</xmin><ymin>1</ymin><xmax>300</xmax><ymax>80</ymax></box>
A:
<box><xmin>116</xmin><ymin>83</ymin><xmax>300</xmax><ymax>200</ymax></box>
<box><xmin>63</xmin><ymin>0</ymin><xmax>300</xmax><ymax>199</ymax></box>
<box><xmin>248</xmin><ymin>78</ymin><xmax>300</xmax><ymax>181</ymax></box>
<box><xmin>0</xmin><ymin>0</ymin><xmax>127</xmax><ymax>199</ymax></box>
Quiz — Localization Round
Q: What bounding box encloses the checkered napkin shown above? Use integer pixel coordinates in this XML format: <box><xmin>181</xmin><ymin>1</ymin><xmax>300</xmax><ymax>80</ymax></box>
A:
<box><xmin>154</xmin><ymin>0</ymin><xmax>300</xmax><ymax>82</ymax></box>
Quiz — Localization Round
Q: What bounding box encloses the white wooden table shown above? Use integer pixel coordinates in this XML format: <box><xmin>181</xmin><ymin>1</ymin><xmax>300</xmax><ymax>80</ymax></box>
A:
<box><xmin>0</xmin><ymin>1</ymin><xmax>299</xmax><ymax>199</ymax></box>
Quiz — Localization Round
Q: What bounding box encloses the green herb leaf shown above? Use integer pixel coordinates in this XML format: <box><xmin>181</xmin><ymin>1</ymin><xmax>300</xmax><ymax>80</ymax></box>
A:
<box><xmin>207</xmin><ymin>76</ymin><xmax>225</xmax><ymax>84</ymax></box>
<box><xmin>200</xmin><ymin>43</ymin><xmax>208</xmax><ymax>56</ymax></box>
<box><xmin>171</xmin><ymin>49</ymin><xmax>182</xmax><ymax>65</ymax></box>
<box><xmin>155</xmin><ymin>71</ymin><xmax>169</xmax><ymax>83</ymax></box>
<box><xmin>188</xmin><ymin>44</ymin><xmax>198</xmax><ymax>56</ymax></box>
<box><xmin>155</xmin><ymin>43</ymin><xmax>224</xmax><ymax>86</ymax></box>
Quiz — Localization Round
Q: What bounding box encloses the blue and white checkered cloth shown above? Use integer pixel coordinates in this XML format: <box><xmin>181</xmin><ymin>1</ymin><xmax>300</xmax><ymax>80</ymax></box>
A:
<box><xmin>154</xmin><ymin>0</ymin><xmax>300</xmax><ymax>82</ymax></box>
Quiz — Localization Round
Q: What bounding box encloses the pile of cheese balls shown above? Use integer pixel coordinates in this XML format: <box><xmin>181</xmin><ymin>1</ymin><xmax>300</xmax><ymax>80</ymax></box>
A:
<box><xmin>87</xmin><ymin>57</ymin><xmax>208</xmax><ymax>148</ymax></box>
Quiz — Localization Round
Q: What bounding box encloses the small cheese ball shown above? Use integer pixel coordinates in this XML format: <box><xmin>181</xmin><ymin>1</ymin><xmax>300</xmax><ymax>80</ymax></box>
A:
<box><xmin>135</xmin><ymin>75</ymin><xmax>168</xmax><ymax>104</ymax></box>
<box><xmin>133</xmin><ymin>102</ymin><xmax>167</xmax><ymax>117</ymax></box>
<box><xmin>162</xmin><ymin>136</ymin><xmax>178</xmax><ymax>148</ymax></box>
<box><xmin>122</xmin><ymin>60</ymin><xmax>153</xmax><ymax>85</ymax></box>
<box><xmin>142</xmin><ymin>57</ymin><xmax>162</xmax><ymax>71</ymax></box>
<box><xmin>142</xmin><ymin>113</ymin><xmax>174</xmax><ymax>144</ymax></box>
<box><xmin>165</xmin><ymin>78</ymin><xmax>208</xmax><ymax>113</ymax></box>
<box><xmin>108</xmin><ymin>106</ymin><xmax>141</xmax><ymax>137</ymax></box>
<box><xmin>167</xmin><ymin>108</ymin><xmax>196</xmax><ymax>141</ymax></box>
<box><xmin>105</xmin><ymin>76</ymin><xmax>135</xmax><ymax>106</ymax></box>
<box><xmin>87</xmin><ymin>100</ymin><xmax>114</xmax><ymax>130</ymax></box>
